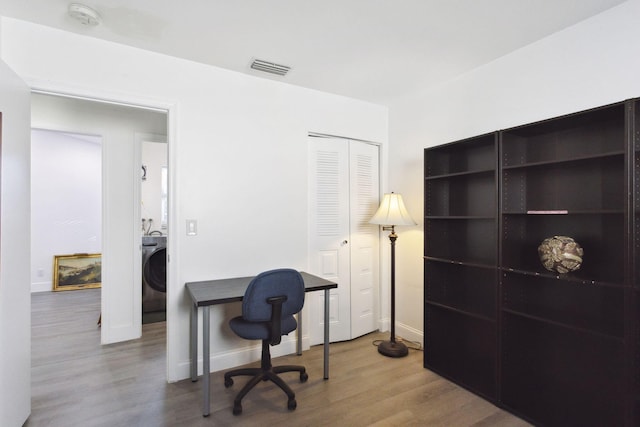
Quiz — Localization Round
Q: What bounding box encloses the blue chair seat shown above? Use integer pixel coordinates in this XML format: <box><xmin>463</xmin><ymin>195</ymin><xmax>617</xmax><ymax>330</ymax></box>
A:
<box><xmin>230</xmin><ymin>315</ymin><xmax>297</xmax><ymax>341</ymax></box>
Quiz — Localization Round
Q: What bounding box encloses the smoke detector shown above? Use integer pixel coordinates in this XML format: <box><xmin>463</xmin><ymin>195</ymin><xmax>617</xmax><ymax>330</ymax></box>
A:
<box><xmin>250</xmin><ymin>59</ymin><xmax>291</xmax><ymax>76</ymax></box>
<box><xmin>68</xmin><ymin>3</ymin><xmax>101</xmax><ymax>26</ymax></box>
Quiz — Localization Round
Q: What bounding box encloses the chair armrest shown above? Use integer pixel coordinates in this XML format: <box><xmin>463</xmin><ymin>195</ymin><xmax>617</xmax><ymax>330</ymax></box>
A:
<box><xmin>267</xmin><ymin>296</ymin><xmax>287</xmax><ymax>345</ymax></box>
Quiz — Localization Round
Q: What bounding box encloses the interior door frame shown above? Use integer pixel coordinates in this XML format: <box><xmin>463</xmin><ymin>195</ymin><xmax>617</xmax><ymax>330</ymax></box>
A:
<box><xmin>27</xmin><ymin>82</ymin><xmax>177</xmax><ymax>380</ymax></box>
<box><xmin>0</xmin><ymin>112</ymin><xmax>2</xmax><ymax>265</ymax></box>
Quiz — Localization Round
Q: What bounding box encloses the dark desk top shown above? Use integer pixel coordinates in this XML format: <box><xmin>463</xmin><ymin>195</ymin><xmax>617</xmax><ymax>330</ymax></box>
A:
<box><xmin>185</xmin><ymin>271</ymin><xmax>337</xmax><ymax>307</ymax></box>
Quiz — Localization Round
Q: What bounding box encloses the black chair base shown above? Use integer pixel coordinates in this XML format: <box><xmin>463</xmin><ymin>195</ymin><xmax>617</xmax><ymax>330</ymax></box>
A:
<box><xmin>224</xmin><ymin>341</ymin><xmax>308</xmax><ymax>415</ymax></box>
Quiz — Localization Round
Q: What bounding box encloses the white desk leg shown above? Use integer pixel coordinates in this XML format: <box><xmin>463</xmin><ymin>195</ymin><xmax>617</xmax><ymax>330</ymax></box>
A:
<box><xmin>297</xmin><ymin>312</ymin><xmax>302</xmax><ymax>355</ymax></box>
<box><xmin>202</xmin><ymin>306</ymin><xmax>210</xmax><ymax>417</ymax></box>
<box><xmin>324</xmin><ymin>288</ymin><xmax>330</xmax><ymax>379</ymax></box>
<box><xmin>190</xmin><ymin>303</ymin><xmax>198</xmax><ymax>382</ymax></box>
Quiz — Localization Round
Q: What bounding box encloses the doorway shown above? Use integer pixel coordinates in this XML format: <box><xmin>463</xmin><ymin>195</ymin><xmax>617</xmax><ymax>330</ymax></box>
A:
<box><xmin>30</xmin><ymin>129</ymin><xmax>102</xmax><ymax>295</ymax></box>
<box><xmin>30</xmin><ymin>92</ymin><xmax>168</xmax><ymax>344</ymax></box>
<box><xmin>140</xmin><ymin>136</ymin><xmax>168</xmax><ymax>325</ymax></box>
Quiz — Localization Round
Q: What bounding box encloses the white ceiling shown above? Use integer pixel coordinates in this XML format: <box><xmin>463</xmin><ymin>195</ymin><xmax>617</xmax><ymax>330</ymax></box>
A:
<box><xmin>0</xmin><ymin>0</ymin><xmax>628</xmax><ymax>105</ymax></box>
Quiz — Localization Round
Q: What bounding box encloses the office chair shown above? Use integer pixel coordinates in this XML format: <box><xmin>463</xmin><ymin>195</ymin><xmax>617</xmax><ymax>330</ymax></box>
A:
<box><xmin>224</xmin><ymin>268</ymin><xmax>308</xmax><ymax>415</ymax></box>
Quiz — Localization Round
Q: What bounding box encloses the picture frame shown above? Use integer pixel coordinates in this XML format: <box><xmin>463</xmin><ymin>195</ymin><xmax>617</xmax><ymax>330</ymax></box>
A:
<box><xmin>53</xmin><ymin>253</ymin><xmax>102</xmax><ymax>291</ymax></box>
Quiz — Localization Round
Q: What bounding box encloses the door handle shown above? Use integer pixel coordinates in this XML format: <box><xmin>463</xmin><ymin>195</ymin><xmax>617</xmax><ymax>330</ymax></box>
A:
<box><xmin>341</xmin><ymin>240</ymin><xmax>348</xmax><ymax>246</ymax></box>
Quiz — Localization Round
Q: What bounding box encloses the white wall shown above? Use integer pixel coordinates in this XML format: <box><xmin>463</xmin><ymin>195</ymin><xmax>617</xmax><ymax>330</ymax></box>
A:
<box><xmin>31</xmin><ymin>129</ymin><xmax>102</xmax><ymax>292</ymax></box>
<box><xmin>387</xmin><ymin>0</ymin><xmax>640</xmax><ymax>344</ymax></box>
<box><xmin>0</xmin><ymin>18</ymin><xmax>388</xmax><ymax>382</ymax></box>
<box><xmin>0</xmin><ymin>33</ymin><xmax>31</xmax><ymax>427</ymax></box>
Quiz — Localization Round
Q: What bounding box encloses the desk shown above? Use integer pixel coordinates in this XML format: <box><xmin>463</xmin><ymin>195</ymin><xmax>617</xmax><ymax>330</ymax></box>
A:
<box><xmin>185</xmin><ymin>271</ymin><xmax>337</xmax><ymax>417</ymax></box>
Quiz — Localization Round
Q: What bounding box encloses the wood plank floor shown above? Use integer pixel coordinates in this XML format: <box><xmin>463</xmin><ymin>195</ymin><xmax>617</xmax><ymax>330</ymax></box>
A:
<box><xmin>26</xmin><ymin>289</ymin><xmax>530</xmax><ymax>427</ymax></box>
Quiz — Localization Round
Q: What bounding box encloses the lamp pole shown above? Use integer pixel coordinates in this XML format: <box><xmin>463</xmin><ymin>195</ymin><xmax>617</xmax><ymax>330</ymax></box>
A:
<box><xmin>378</xmin><ymin>225</ymin><xmax>408</xmax><ymax>357</ymax></box>
<box><xmin>369</xmin><ymin>192</ymin><xmax>414</xmax><ymax>358</ymax></box>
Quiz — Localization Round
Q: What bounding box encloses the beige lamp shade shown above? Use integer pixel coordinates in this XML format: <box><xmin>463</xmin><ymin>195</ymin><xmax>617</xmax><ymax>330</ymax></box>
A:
<box><xmin>370</xmin><ymin>193</ymin><xmax>416</xmax><ymax>226</ymax></box>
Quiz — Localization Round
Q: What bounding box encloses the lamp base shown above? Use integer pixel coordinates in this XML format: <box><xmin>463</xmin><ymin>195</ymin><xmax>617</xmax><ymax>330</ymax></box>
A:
<box><xmin>378</xmin><ymin>340</ymin><xmax>409</xmax><ymax>358</ymax></box>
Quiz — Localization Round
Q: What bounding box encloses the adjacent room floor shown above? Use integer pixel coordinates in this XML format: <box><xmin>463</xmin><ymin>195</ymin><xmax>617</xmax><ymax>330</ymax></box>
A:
<box><xmin>26</xmin><ymin>289</ymin><xmax>530</xmax><ymax>426</ymax></box>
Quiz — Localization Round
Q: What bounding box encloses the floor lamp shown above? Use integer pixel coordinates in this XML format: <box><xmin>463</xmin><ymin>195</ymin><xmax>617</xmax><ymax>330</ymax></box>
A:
<box><xmin>370</xmin><ymin>192</ymin><xmax>416</xmax><ymax>357</ymax></box>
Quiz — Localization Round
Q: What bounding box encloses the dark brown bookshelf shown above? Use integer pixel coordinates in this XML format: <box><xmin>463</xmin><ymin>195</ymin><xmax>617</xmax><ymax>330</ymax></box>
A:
<box><xmin>424</xmin><ymin>133</ymin><xmax>499</xmax><ymax>401</ymax></box>
<box><xmin>424</xmin><ymin>99</ymin><xmax>640</xmax><ymax>426</ymax></box>
<box><xmin>632</xmin><ymin>99</ymin><xmax>640</xmax><ymax>425</ymax></box>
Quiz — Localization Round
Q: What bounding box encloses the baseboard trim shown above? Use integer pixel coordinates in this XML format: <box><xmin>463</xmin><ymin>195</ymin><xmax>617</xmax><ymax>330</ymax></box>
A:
<box><xmin>376</xmin><ymin>318</ymin><xmax>423</xmax><ymax>348</ymax></box>
<box><xmin>396</xmin><ymin>322</ymin><xmax>423</xmax><ymax>348</ymax></box>
<box><xmin>31</xmin><ymin>282</ymin><xmax>52</xmax><ymax>293</ymax></box>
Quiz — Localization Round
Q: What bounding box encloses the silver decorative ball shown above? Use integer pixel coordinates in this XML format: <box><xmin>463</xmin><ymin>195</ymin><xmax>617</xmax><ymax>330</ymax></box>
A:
<box><xmin>538</xmin><ymin>236</ymin><xmax>583</xmax><ymax>274</ymax></box>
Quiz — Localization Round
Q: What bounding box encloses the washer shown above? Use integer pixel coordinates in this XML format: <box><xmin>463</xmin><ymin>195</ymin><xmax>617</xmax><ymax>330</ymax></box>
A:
<box><xmin>142</xmin><ymin>235</ymin><xmax>166</xmax><ymax>314</ymax></box>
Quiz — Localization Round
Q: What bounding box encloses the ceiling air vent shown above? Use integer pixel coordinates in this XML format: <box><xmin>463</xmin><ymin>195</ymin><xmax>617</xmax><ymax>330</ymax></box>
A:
<box><xmin>250</xmin><ymin>59</ymin><xmax>291</xmax><ymax>76</ymax></box>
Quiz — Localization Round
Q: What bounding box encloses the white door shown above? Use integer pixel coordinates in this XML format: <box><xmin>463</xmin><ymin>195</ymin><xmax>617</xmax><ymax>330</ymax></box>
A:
<box><xmin>308</xmin><ymin>136</ymin><xmax>379</xmax><ymax>344</ymax></box>
<box><xmin>348</xmin><ymin>142</ymin><xmax>380</xmax><ymax>338</ymax></box>
<box><xmin>308</xmin><ymin>137</ymin><xmax>351</xmax><ymax>342</ymax></box>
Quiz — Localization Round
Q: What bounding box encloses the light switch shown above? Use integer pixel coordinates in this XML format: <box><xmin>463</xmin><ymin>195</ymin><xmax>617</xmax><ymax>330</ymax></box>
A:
<box><xmin>186</xmin><ymin>219</ymin><xmax>197</xmax><ymax>236</ymax></box>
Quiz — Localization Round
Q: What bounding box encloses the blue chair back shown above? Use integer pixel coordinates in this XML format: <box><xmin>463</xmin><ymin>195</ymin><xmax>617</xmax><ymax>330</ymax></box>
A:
<box><xmin>242</xmin><ymin>269</ymin><xmax>305</xmax><ymax>322</ymax></box>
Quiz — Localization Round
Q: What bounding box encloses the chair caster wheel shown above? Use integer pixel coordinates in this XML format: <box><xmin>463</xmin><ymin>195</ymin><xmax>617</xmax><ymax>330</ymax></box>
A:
<box><xmin>224</xmin><ymin>377</ymin><xmax>234</xmax><ymax>388</ymax></box>
<box><xmin>288</xmin><ymin>398</ymin><xmax>297</xmax><ymax>411</ymax></box>
<box><xmin>300</xmin><ymin>372</ymin><xmax>308</xmax><ymax>382</ymax></box>
<box><xmin>233</xmin><ymin>403</ymin><xmax>242</xmax><ymax>415</ymax></box>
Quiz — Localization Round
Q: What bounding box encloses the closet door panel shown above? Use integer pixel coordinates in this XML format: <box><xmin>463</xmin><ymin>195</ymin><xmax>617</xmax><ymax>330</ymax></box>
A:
<box><xmin>349</xmin><ymin>141</ymin><xmax>379</xmax><ymax>338</ymax></box>
<box><xmin>308</xmin><ymin>138</ymin><xmax>351</xmax><ymax>343</ymax></box>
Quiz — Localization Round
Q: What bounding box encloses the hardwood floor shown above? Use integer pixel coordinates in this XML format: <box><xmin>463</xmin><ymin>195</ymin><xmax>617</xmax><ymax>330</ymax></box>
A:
<box><xmin>27</xmin><ymin>289</ymin><xmax>530</xmax><ymax>427</ymax></box>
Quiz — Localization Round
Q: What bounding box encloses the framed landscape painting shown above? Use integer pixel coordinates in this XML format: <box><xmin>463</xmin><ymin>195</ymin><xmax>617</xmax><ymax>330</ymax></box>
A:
<box><xmin>53</xmin><ymin>253</ymin><xmax>102</xmax><ymax>291</ymax></box>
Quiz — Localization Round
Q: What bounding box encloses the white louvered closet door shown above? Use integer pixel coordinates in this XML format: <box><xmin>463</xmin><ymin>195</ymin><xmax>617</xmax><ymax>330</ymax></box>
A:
<box><xmin>348</xmin><ymin>141</ymin><xmax>380</xmax><ymax>339</ymax></box>
<box><xmin>308</xmin><ymin>136</ymin><xmax>379</xmax><ymax>344</ymax></box>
